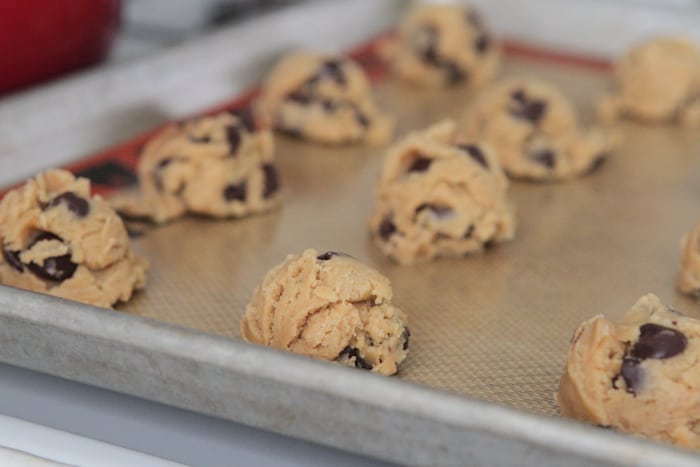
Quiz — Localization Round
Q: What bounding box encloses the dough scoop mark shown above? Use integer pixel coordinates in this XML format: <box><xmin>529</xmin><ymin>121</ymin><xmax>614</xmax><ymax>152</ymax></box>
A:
<box><xmin>153</xmin><ymin>157</ymin><xmax>175</xmax><ymax>191</ymax></box>
<box><xmin>379</xmin><ymin>217</ymin><xmax>397</xmax><ymax>241</ymax></box>
<box><xmin>337</xmin><ymin>346</ymin><xmax>373</xmax><ymax>370</ymax></box>
<box><xmin>223</xmin><ymin>182</ymin><xmax>247</xmax><ymax>202</ymax></box>
<box><xmin>456</xmin><ymin>144</ymin><xmax>489</xmax><ymax>169</ymax></box>
<box><xmin>509</xmin><ymin>89</ymin><xmax>547</xmax><ymax>123</ymax></box>
<box><xmin>2</xmin><ymin>247</ymin><xmax>23</xmax><ymax>272</ymax></box>
<box><xmin>262</xmin><ymin>164</ymin><xmax>279</xmax><ymax>198</ymax></box>
<box><xmin>26</xmin><ymin>232</ymin><xmax>77</xmax><ymax>283</ymax></box>
<box><xmin>528</xmin><ymin>149</ymin><xmax>556</xmax><ymax>169</ymax></box>
<box><xmin>407</xmin><ymin>156</ymin><xmax>433</xmax><ymax>173</ymax></box>
<box><xmin>45</xmin><ymin>192</ymin><xmax>90</xmax><ymax>218</ymax></box>
<box><xmin>630</xmin><ymin>323</ymin><xmax>687</xmax><ymax>360</ymax></box>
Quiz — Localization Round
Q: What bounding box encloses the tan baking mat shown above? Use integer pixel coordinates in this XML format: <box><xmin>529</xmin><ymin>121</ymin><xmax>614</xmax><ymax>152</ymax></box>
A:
<box><xmin>120</xmin><ymin>56</ymin><xmax>700</xmax><ymax>417</ymax></box>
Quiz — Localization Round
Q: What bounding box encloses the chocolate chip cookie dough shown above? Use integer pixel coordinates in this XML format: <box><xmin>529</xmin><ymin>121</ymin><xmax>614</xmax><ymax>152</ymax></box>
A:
<box><xmin>463</xmin><ymin>78</ymin><xmax>615</xmax><ymax>181</ymax></box>
<box><xmin>0</xmin><ymin>169</ymin><xmax>148</xmax><ymax>308</ymax></box>
<box><xmin>113</xmin><ymin>111</ymin><xmax>280</xmax><ymax>224</ymax></box>
<box><xmin>558</xmin><ymin>294</ymin><xmax>700</xmax><ymax>449</ymax></box>
<box><xmin>256</xmin><ymin>52</ymin><xmax>394</xmax><ymax>145</ymax></box>
<box><xmin>598</xmin><ymin>37</ymin><xmax>700</xmax><ymax>126</ymax></box>
<box><xmin>240</xmin><ymin>249</ymin><xmax>409</xmax><ymax>375</ymax></box>
<box><xmin>677</xmin><ymin>219</ymin><xmax>700</xmax><ymax>298</ymax></box>
<box><xmin>368</xmin><ymin>120</ymin><xmax>515</xmax><ymax>265</ymax></box>
<box><xmin>383</xmin><ymin>4</ymin><xmax>500</xmax><ymax>88</ymax></box>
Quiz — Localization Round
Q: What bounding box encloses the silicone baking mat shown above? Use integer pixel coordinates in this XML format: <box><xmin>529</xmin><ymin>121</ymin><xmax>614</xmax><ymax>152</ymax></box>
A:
<box><xmin>6</xmin><ymin>38</ymin><xmax>700</xmax><ymax>418</ymax></box>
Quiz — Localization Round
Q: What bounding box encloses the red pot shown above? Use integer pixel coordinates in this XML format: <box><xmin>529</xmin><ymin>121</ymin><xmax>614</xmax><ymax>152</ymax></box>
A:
<box><xmin>0</xmin><ymin>0</ymin><xmax>121</xmax><ymax>96</ymax></box>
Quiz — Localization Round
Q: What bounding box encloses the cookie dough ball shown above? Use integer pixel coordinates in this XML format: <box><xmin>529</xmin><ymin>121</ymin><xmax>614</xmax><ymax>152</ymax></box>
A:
<box><xmin>240</xmin><ymin>249</ymin><xmax>409</xmax><ymax>375</ymax></box>
<box><xmin>677</xmin><ymin>220</ymin><xmax>700</xmax><ymax>298</ymax></box>
<box><xmin>559</xmin><ymin>294</ymin><xmax>700</xmax><ymax>448</ymax></box>
<box><xmin>384</xmin><ymin>4</ymin><xmax>500</xmax><ymax>88</ymax></box>
<box><xmin>256</xmin><ymin>52</ymin><xmax>394</xmax><ymax>145</ymax></box>
<box><xmin>463</xmin><ymin>78</ymin><xmax>615</xmax><ymax>181</ymax></box>
<box><xmin>0</xmin><ymin>169</ymin><xmax>148</xmax><ymax>308</ymax></box>
<box><xmin>599</xmin><ymin>37</ymin><xmax>700</xmax><ymax>126</ymax></box>
<box><xmin>368</xmin><ymin>120</ymin><xmax>515</xmax><ymax>265</ymax></box>
<box><xmin>114</xmin><ymin>111</ymin><xmax>280</xmax><ymax>224</ymax></box>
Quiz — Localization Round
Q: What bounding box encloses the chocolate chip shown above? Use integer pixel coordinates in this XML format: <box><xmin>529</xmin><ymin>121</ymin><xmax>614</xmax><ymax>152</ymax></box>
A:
<box><xmin>475</xmin><ymin>35</ymin><xmax>490</xmax><ymax>53</ymax></box>
<box><xmin>402</xmin><ymin>326</ymin><xmax>411</xmax><ymax>351</ymax></box>
<box><xmin>2</xmin><ymin>247</ymin><xmax>23</xmax><ymax>272</ymax></box>
<box><xmin>379</xmin><ymin>217</ymin><xmax>396</xmax><ymax>241</ymax></box>
<box><xmin>231</xmin><ymin>108</ymin><xmax>256</xmax><ymax>132</ymax></box>
<box><xmin>355</xmin><ymin>109</ymin><xmax>370</xmax><ymax>128</ymax></box>
<box><xmin>287</xmin><ymin>91</ymin><xmax>311</xmax><ymax>105</ymax></box>
<box><xmin>338</xmin><ymin>346</ymin><xmax>373</xmax><ymax>370</ymax></box>
<box><xmin>443</xmin><ymin>62</ymin><xmax>467</xmax><ymax>85</ymax></box>
<box><xmin>223</xmin><ymin>182</ymin><xmax>246</xmax><ymax>202</ymax></box>
<box><xmin>415</xmin><ymin>203</ymin><xmax>453</xmax><ymax>219</ymax></box>
<box><xmin>510</xmin><ymin>90</ymin><xmax>547</xmax><ymax>123</ymax></box>
<box><xmin>418</xmin><ymin>26</ymin><xmax>439</xmax><ymax>64</ymax></box>
<box><xmin>586</xmin><ymin>155</ymin><xmax>607</xmax><ymax>174</ymax></box>
<box><xmin>227</xmin><ymin>125</ymin><xmax>242</xmax><ymax>154</ymax></box>
<box><xmin>617</xmin><ymin>357</ymin><xmax>644</xmax><ymax>395</ymax></box>
<box><xmin>311</xmin><ymin>60</ymin><xmax>346</xmax><ymax>86</ymax></box>
<box><xmin>262</xmin><ymin>164</ymin><xmax>279</xmax><ymax>198</ymax></box>
<box><xmin>316</xmin><ymin>251</ymin><xmax>351</xmax><ymax>261</ymax></box>
<box><xmin>528</xmin><ymin>149</ymin><xmax>556</xmax><ymax>169</ymax></box>
<box><xmin>45</xmin><ymin>192</ymin><xmax>90</xmax><ymax>218</ymax></box>
<box><xmin>407</xmin><ymin>156</ymin><xmax>432</xmax><ymax>173</ymax></box>
<box><xmin>26</xmin><ymin>232</ymin><xmax>77</xmax><ymax>282</ymax></box>
<box><xmin>630</xmin><ymin>323</ymin><xmax>687</xmax><ymax>360</ymax></box>
<box><xmin>456</xmin><ymin>144</ymin><xmax>489</xmax><ymax>169</ymax></box>
<box><xmin>322</xmin><ymin>100</ymin><xmax>336</xmax><ymax>112</ymax></box>
<box><xmin>464</xmin><ymin>225</ymin><xmax>475</xmax><ymax>238</ymax></box>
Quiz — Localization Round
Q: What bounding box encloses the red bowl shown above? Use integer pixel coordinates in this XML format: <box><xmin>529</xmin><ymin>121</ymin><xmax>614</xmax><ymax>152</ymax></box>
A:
<box><xmin>0</xmin><ymin>0</ymin><xmax>121</xmax><ymax>96</ymax></box>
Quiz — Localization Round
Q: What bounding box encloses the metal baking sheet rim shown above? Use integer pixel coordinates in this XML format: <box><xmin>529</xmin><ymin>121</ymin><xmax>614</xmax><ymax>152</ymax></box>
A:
<box><xmin>1</xmin><ymin>1</ymin><xmax>700</xmax><ymax>466</ymax></box>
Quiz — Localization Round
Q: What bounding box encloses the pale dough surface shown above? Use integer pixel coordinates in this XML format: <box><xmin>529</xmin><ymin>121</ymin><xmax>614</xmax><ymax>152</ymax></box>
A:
<box><xmin>0</xmin><ymin>169</ymin><xmax>148</xmax><ymax>308</ymax></box>
<box><xmin>558</xmin><ymin>294</ymin><xmax>700</xmax><ymax>449</ymax></box>
<box><xmin>256</xmin><ymin>51</ymin><xmax>394</xmax><ymax>146</ymax></box>
<box><xmin>598</xmin><ymin>37</ymin><xmax>700</xmax><ymax>126</ymax></box>
<box><xmin>240</xmin><ymin>249</ymin><xmax>409</xmax><ymax>376</ymax></box>
<box><xmin>463</xmin><ymin>77</ymin><xmax>616</xmax><ymax>181</ymax></box>
<box><xmin>113</xmin><ymin>111</ymin><xmax>280</xmax><ymax>224</ymax></box>
<box><xmin>383</xmin><ymin>4</ymin><xmax>500</xmax><ymax>89</ymax></box>
<box><xmin>678</xmin><ymin>219</ymin><xmax>700</xmax><ymax>298</ymax></box>
<box><xmin>368</xmin><ymin>120</ymin><xmax>515</xmax><ymax>265</ymax></box>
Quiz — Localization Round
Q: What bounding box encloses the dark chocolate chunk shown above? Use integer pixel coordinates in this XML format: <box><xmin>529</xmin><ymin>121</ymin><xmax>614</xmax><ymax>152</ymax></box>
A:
<box><xmin>617</xmin><ymin>357</ymin><xmax>644</xmax><ymax>395</ymax></box>
<box><xmin>443</xmin><ymin>62</ymin><xmax>467</xmax><ymax>85</ymax></box>
<box><xmin>475</xmin><ymin>35</ymin><xmax>490</xmax><ymax>53</ymax></box>
<box><xmin>262</xmin><ymin>164</ymin><xmax>279</xmax><ymax>198</ymax></box>
<box><xmin>511</xmin><ymin>89</ymin><xmax>526</xmax><ymax>102</ymax></box>
<box><xmin>231</xmin><ymin>108</ymin><xmax>256</xmax><ymax>132</ymax></box>
<box><xmin>2</xmin><ymin>247</ymin><xmax>23</xmax><ymax>272</ymax></box>
<box><xmin>511</xmin><ymin>99</ymin><xmax>547</xmax><ymax>123</ymax></box>
<box><xmin>223</xmin><ymin>182</ymin><xmax>247</xmax><ymax>202</ymax></box>
<box><xmin>287</xmin><ymin>91</ymin><xmax>311</xmax><ymax>105</ymax></box>
<box><xmin>415</xmin><ymin>203</ymin><xmax>453</xmax><ymax>219</ymax></box>
<box><xmin>586</xmin><ymin>154</ymin><xmax>607</xmax><ymax>174</ymax></box>
<box><xmin>26</xmin><ymin>232</ymin><xmax>77</xmax><ymax>282</ymax></box>
<box><xmin>46</xmin><ymin>192</ymin><xmax>90</xmax><ymax>218</ymax></box>
<box><xmin>355</xmin><ymin>109</ymin><xmax>370</xmax><ymax>128</ymax></box>
<box><xmin>402</xmin><ymin>326</ymin><xmax>411</xmax><ymax>351</ymax></box>
<box><xmin>227</xmin><ymin>125</ymin><xmax>242</xmax><ymax>154</ymax></box>
<box><xmin>630</xmin><ymin>323</ymin><xmax>687</xmax><ymax>360</ymax></box>
<box><xmin>322</xmin><ymin>100</ymin><xmax>336</xmax><ymax>112</ymax></box>
<box><xmin>418</xmin><ymin>26</ymin><xmax>439</xmax><ymax>64</ymax></box>
<box><xmin>338</xmin><ymin>346</ymin><xmax>373</xmax><ymax>370</ymax></box>
<box><xmin>456</xmin><ymin>144</ymin><xmax>489</xmax><ymax>169</ymax></box>
<box><xmin>379</xmin><ymin>217</ymin><xmax>397</xmax><ymax>241</ymax></box>
<box><xmin>528</xmin><ymin>149</ymin><xmax>556</xmax><ymax>169</ymax></box>
<box><xmin>407</xmin><ymin>156</ymin><xmax>433</xmax><ymax>173</ymax></box>
<box><xmin>316</xmin><ymin>251</ymin><xmax>351</xmax><ymax>261</ymax></box>
<box><xmin>74</xmin><ymin>161</ymin><xmax>137</xmax><ymax>188</ymax></box>
<box><xmin>463</xmin><ymin>225</ymin><xmax>475</xmax><ymax>238</ymax></box>
<box><xmin>311</xmin><ymin>60</ymin><xmax>346</xmax><ymax>86</ymax></box>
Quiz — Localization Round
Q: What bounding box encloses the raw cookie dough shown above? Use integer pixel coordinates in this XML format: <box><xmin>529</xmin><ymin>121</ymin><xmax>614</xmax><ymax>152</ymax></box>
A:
<box><xmin>240</xmin><ymin>249</ymin><xmax>409</xmax><ymax>375</ymax></box>
<box><xmin>598</xmin><ymin>37</ymin><xmax>700</xmax><ymax>126</ymax></box>
<box><xmin>368</xmin><ymin>119</ymin><xmax>515</xmax><ymax>265</ymax></box>
<box><xmin>463</xmin><ymin>78</ymin><xmax>616</xmax><ymax>181</ymax></box>
<box><xmin>0</xmin><ymin>169</ymin><xmax>148</xmax><ymax>308</ymax></box>
<box><xmin>677</xmin><ymin>219</ymin><xmax>700</xmax><ymax>298</ymax></box>
<box><xmin>383</xmin><ymin>4</ymin><xmax>500</xmax><ymax>88</ymax></box>
<box><xmin>256</xmin><ymin>52</ymin><xmax>394</xmax><ymax>145</ymax></box>
<box><xmin>113</xmin><ymin>111</ymin><xmax>280</xmax><ymax>224</ymax></box>
<box><xmin>558</xmin><ymin>294</ymin><xmax>700</xmax><ymax>449</ymax></box>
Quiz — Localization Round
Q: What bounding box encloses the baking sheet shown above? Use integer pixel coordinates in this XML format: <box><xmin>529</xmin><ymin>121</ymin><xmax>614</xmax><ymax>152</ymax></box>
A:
<box><xmin>114</xmin><ymin>53</ymin><xmax>700</xmax><ymax>418</ymax></box>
